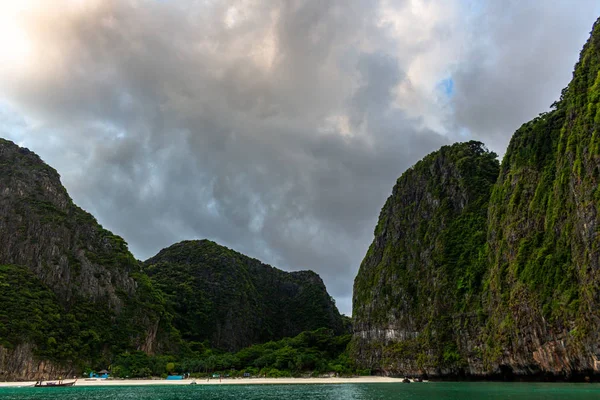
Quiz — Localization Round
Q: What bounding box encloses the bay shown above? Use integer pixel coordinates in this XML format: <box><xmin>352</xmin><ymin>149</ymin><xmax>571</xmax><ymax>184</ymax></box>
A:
<box><xmin>1</xmin><ymin>383</ymin><xmax>600</xmax><ymax>400</ymax></box>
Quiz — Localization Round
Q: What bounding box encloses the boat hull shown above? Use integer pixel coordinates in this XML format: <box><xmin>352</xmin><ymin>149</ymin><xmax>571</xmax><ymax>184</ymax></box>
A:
<box><xmin>35</xmin><ymin>381</ymin><xmax>76</xmax><ymax>387</ymax></box>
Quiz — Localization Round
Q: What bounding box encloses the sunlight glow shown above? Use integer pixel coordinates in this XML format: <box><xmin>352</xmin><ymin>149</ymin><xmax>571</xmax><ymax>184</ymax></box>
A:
<box><xmin>0</xmin><ymin>1</ymin><xmax>36</xmax><ymax>70</ymax></box>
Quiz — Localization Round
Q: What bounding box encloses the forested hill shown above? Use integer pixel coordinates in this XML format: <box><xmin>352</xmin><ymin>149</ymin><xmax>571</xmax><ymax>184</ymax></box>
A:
<box><xmin>351</xmin><ymin>17</ymin><xmax>600</xmax><ymax>380</ymax></box>
<box><xmin>0</xmin><ymin>138</ymin><xmax>344</xmax><ymax>379</ymax></box>
<box><xmin>144</xmin><ymin>240</ymin><xmax>345</xmax><ymax>352</ymax></box>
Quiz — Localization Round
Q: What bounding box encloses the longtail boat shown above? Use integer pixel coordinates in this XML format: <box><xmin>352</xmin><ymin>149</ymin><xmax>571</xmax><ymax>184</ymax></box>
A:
<box><xmin>34</xmin><ymin>379</ymin><xmax>77</xmax><ymax>387</ymax></box>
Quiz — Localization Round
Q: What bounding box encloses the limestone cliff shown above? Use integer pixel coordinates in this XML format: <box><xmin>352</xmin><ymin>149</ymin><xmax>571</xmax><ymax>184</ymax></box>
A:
<box><xmin>0</xmin><ymin>139</ymin><xmax>171</xmax><ymax>380</ymax></box>
<box><xmin>352</xmin><ymin>141</ymin><xmax>499</xmax><ymax>377</ymax></box>
<box><xmin>0</xmin><ymin>139</ymin><xmax>137</xmax><ymax>307</ymax></box>
<box><xmin>484</xmin><ymin>16</ymin><xmax>600</xmax><ymax>377</ymax></box>
<box><xmin>144</xmin><ymin>240</ymin><xmax>345</xmax><ymax>352</ymax></box>
<box><xmin>351</xmin><ymin>17</ymin><xmax>600</xmax><ymax>380</ymax></box>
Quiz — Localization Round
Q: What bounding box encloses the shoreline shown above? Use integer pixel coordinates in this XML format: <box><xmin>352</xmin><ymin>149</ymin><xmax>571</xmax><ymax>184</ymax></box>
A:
<box><xmin>0</xmin><ymin>376</ymin><xmax>408</xmax><ymax>387</ymax></box>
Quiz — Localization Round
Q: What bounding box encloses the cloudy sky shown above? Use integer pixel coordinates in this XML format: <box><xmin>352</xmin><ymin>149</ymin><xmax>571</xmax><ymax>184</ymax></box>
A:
<box><xmin>1</xmin><ymin>0</ymin><xmax>598</xmax><ymax>315</ymax></box>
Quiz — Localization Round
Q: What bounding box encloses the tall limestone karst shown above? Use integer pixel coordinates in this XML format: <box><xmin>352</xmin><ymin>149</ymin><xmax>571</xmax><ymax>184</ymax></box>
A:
<box><xmin>352</xmin><ymin>141</ymin><xmax>499</xmax><ymax>376</ymax></box>
<box><xmin>144</xmin><ymin>240</ymin><xmax>345</xmax><ymax>352</ymax></box>
<box><xmin>485</xmin><ymin>16</ymin><xmax>600</xmax><ymax>376</ymax></box>
<box><xmin>352</xmin><ymin>17</ymin><xmax>600</xmax><ymax>379</ymax></box>
<box><xmin>0</xmin><ymin>138</ymin><xmax>173</xmax><ymax>379</ymax></box>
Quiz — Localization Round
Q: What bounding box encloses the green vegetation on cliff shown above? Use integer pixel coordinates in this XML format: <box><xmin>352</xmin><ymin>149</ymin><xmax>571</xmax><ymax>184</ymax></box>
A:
<box><xmin>352</xmin><ymin>141</ymin><xmax>499</xmax><ymax>373</ymax></box>
<box><xmin>0</xmin><ymin>139</ymin><xmax>176</xmax><ymax>376</ymax></box>
<box><xmin>0</xmin><ymin>262</ymin><xmax>353</xmax><ymax>378</ymax></box>
<box><xmin>0</xmin><ymin>265</ymin><xmax>61</xmax><ymax>353</ymax></box>
<box><xmin>484</xmin><ymin>17</ymin><xmax>600</xmax><ymax>372</ymax></box>
<box><xmin>352</xmin><ymin>17</ymin><xmax>600</xmax><ymax>378</ymax></box>
<box><xmin>144</xmin><ymin>240</ymin><xmax>345</xmax><ymax>352</ymax></box>
<box><xmin>0</xmin><ymin>264</ymin><xmax>170</xmax><ymax>370</ymax></box>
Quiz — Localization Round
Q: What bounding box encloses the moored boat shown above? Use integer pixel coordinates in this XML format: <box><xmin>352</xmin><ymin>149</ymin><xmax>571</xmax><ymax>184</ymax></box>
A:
<box><xmin>34</xmin><ymin>379</ymin><xmax>77</xmax><ymax>387</ymax></box>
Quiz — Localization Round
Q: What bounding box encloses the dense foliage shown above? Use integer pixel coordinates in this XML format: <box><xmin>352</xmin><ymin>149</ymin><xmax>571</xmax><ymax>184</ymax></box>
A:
<box><xmin>144</xmin><ymin>240</ymin><xmax>345</xmax><ymax>352</ymax></box>
<box><xmin>108</xmin><ymin>328</ymin><xmax>365</xmax><ymax>378</ymax></box>
<box><xmin>0</xmin><ymin>264</ymin><xmax>353</xmax><ymax>377</ymax></box>
<box><xmin>0</xmin><ymin>264</ymin><xmax>174</xmax><ymax>371</ymax></box>
<box><xmin>0</xmin><ymin>265</ymin><xmax>61</xmax><ymax>352</ymax></box>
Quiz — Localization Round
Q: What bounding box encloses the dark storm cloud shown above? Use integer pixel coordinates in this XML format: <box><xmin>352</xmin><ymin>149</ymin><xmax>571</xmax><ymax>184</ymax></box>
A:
<box><xmin>0</xmin><ymin>0</ymin><xmax>598</xmax><ymax>314</ymax></box>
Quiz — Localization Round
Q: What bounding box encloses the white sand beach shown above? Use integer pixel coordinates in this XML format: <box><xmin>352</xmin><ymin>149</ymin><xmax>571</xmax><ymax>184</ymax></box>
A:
<box><xmin>0</xmin><ymin>376</ymin><xmax>410</xmax><ymax>387</ymax></box>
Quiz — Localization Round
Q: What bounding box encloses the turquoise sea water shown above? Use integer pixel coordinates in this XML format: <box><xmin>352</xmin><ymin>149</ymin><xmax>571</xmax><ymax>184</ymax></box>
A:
<box><xmin>1</xmin><ymin>383</ymin><xmax>600</xmax><ymax>400</ymax></box>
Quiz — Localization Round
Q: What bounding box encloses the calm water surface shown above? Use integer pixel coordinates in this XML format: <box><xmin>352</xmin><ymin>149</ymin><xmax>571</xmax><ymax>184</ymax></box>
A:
<box><xmin>1</xmin><ymin>383</ymin><xmax>599</xmax><ymax>400</ymax></box>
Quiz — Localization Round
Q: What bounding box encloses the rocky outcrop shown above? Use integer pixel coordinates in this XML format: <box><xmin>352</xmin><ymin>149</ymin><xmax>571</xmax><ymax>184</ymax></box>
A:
<box><xmin>0</xmin><ymin>139</ymin><xmax>139</xmax><ymax>308</ymax></box>
<box><xmin>0</xmin><ymin>344</ymin><xmax>74</xmax><ymax>381</ymax></box>
<box><xmin>144</xmin><ymin>240</ymin><xmax>345</xmax><ymax>351</ymax></box>
<box><xmin>484</xmin><ymin>16</ymin><xmax>600</xmax><ymax>378</ymax></box>
<box><xmin>351</xmin><ymin>17</ymin><xmax>600</xmax><ymax>380</ymax></box>
<box><xmin>352</xmin><ymin>141</ymin><xmax>499</xmax><ymax>377</ymax></box>
<box><xmin>0</xmin><ymin>139</ymin><xmax>171</xmax><ymax>379</ymax></box>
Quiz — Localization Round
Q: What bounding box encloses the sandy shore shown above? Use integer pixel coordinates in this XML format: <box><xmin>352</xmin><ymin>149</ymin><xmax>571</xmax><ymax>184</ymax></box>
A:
<box><xmin>0</xmin><ymin>376</ymin><xmax>410</xmax><ymax>387</ymax></box>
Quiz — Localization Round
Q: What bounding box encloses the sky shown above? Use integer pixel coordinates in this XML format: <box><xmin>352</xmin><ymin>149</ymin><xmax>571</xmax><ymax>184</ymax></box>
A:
<box><xmin>0</xmin><ymin>0</ymin><xmax>598</xmax><ymax>316</ymax></box>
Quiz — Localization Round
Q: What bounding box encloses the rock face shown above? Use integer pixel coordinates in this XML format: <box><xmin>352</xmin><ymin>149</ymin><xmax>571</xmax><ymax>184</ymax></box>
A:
<box><xmin>0</xmin><ymin>138</ymin><xmax>345</xmax><ymax>378</ymax></box>
<box><xmin>352</xmin><ymin>141</ymin><xmax>499</xmax><ymax>376</ymax></box>
<box><xmin>484</xmin><ymin>16</ymin><xmax>600</xmax><ymax>377</ymax></box>
<box><xmin>0</xmin><ymin>139</ymin><xmax>137</xmax><ymax>307</ymax></box>
<box><xmin>0</xmin><ymin>139</ymin><xmax>171</xmax><ymax>380</ymax></box>
<box><xmin>144</xmin><ymin>240</ymin><xmax>345</xmax><ymax>351</ymax></box>
<box><xmin>351</xmin><ymin>17</ymin><xmax>600</xmax><ymax>379</ymax></box>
